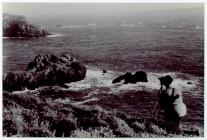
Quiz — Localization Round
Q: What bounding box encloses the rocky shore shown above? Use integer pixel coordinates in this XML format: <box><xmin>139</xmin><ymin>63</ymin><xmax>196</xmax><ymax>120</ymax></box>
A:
<box><xmin>3</xmin><ymin>53</ymin><xmax>202</xmax><ymax>137</ymax></box>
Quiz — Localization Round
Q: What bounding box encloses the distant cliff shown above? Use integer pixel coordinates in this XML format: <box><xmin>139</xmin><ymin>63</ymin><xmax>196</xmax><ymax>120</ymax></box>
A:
<box><xmin>3</xmin><ymin>13</ymin><xmax>50</xmax><ymax>37</ymax></box>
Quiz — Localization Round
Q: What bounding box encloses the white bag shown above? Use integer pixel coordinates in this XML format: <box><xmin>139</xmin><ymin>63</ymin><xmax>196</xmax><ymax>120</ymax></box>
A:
<box><xmin>173</xmin><ymin>102</ymin><xmax>187</xmax><ymax>117</ymax></box>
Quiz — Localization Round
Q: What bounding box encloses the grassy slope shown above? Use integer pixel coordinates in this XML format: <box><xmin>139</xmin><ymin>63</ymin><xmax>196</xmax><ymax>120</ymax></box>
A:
<box><xmin>3</xmin><ymin>88</ymin><xmax>202</xmax><ymax>137</ymax></box>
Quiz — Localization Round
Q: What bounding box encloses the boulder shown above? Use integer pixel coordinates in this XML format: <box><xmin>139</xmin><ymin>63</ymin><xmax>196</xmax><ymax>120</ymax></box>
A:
<box><xmin>124</xmin><ymin>72</ymin><xmax>136</xmax><ymax>84</ymax></box>
<box><xmin>3</xmin><ymin>53</ymin><xmax>87</xmax><ymax>91</ymax></box>
<box><xmin>103</xmin><ymin>70</ymin><xmax>107</xmax><ymax>74</ymax></box>
<box><xmin>112</xmin><ymin>72</ymin><xmax>131</xmax><ymax>84</ymax></box>
<box><xmin>112</xmin><ymin>71</ymin><xmax>148</xmax><ymax>84</ymax></box>
<box><xmin>130</xmin><ymin>71</ymin><xmax>148</xmax><ymax>83</ymax></box>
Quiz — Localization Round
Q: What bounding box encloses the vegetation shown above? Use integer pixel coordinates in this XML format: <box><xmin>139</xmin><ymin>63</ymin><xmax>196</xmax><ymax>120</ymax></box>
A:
<box><xmin>3</xmin><ymin>87</ymin><xmax>202</xmax><ymax>137</ymax></box>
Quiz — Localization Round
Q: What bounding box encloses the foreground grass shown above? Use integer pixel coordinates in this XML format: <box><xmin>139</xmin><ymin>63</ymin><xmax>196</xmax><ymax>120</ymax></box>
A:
<box><xmin>3</xmin><ymin>89</ymin><xmax>202</xmax><ymax>137</ymax></box>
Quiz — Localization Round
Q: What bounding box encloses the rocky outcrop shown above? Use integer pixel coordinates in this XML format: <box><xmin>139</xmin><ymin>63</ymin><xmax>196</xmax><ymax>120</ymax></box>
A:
<box><xmin>3</xmin><ymin>53</ymin><xmax>87</xmax><ymax>91</ymax></box>
<box><xmin>112</xmin><ymin>71</ymin><xmax>148</xmax><ymax>84</ymax></box>
<box><xmin>26</xmin><ymin>53</ymin><xmax>86</xmax><ymax>82</ymax></box>
<box><xmin>3</xmin><ymin>13</ymin><xmax>50</xmax><ymax>37</ymax></box>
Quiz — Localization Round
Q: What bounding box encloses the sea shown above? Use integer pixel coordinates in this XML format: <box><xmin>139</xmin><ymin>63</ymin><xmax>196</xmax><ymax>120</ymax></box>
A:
<box><xmin>3</xmin><ymin>10</ymin><xmax>204</xmax><ymax>129</ymax></box>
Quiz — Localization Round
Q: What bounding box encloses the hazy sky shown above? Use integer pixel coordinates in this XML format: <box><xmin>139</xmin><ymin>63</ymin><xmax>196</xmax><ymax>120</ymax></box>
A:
<box><xmin>3</xmin><ymin>3</ymin><xmax>203</xmax><ymax>25</ymax></box>
<box><xmin>3</xmin><ymin>3</ymin><xmax>203</xmax><ymax>18</ymax></box>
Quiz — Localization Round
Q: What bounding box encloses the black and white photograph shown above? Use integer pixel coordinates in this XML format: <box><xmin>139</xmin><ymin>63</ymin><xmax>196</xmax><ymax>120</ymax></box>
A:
<box><xmin>2</xmin><ymin>1</ymin><xmax>204</xmax><ymax>138</ymax></box>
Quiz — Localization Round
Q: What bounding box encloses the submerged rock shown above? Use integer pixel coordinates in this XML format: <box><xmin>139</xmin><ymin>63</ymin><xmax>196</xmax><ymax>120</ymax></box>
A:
<box><xmin>112</xmin><ymin>71</ymin><xmax>148</xmax><ymax>84</ymax></box>
<box><xmin>3</xmin><ymin>53</ymin><xmax>87</xmax><ymax>91</ymax></box>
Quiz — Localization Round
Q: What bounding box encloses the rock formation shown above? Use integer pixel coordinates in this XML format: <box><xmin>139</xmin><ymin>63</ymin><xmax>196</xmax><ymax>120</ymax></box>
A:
<box><xmin>3</xmin><ymin>13</ymin><xmax>50</xmax><ymax>37</ymax></box>
<box><xmin>3</xmin><ymin>53</ymin><xmax>87</xmax><ymax>91</ymax></box>
<box><xmin>112</xmin><ymin>71</ymin><xmax>148</xmax><ymax>84</ymax></box>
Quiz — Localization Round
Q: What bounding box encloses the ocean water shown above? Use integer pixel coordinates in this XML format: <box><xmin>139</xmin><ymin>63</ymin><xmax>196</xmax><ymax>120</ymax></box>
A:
<box><xmin>3</xmin><ymin>16</ymin><xmax>204</xmax><ymax>128</ymax></box>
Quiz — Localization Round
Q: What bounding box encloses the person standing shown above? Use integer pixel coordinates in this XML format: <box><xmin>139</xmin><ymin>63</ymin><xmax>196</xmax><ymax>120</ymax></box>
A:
<box><xmin>158</xmin><ymin>75</ymin><xmax>187</xmax><ymax>133</ymax></box>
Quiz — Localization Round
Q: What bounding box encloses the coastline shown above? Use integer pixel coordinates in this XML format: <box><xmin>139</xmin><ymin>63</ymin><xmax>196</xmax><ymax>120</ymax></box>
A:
<box><xmin>2</xmin><ymin>66</ymin><xmax>204</xmax><ymax>137</ymax></box>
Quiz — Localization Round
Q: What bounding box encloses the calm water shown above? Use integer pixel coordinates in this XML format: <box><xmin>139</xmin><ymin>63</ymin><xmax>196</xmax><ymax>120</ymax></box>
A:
<box><xmin>3</xmin><ymin>15</ymin><xmax>204</xmax><ymax>128</ymax></box>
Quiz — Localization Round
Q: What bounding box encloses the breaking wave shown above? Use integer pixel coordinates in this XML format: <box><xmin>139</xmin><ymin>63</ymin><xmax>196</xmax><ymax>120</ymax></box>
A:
<box><xmin>47</xmin><ymin>33</ymin><xmax>64</xmax><ymax>38</ymax></box>
<box><xmin>65</xmin><ymin>68</ymin><xmax>201</xmax><ymax>95</ymax></box>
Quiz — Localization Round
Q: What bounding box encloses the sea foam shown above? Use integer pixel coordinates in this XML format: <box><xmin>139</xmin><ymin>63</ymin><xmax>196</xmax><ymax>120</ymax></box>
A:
<box><xmin>10</xmin><ymin>69</ymin><xmax>201</xmax><ymax>97</ymax></box>
<box><xmin>47</xmin><ymin>33</ymin><xmax>63</xmax><ymax>38</ymax></box>
<box><xmin>65</xmin><ymin>69</ymin><xmax>200</xmax><ymax>95</ymax></box>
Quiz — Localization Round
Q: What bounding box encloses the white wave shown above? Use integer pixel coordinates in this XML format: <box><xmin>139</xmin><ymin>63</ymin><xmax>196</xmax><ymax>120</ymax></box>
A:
<box><xmin>195</xmin><ymin>25</ymin><xmax>201</xmax><ymax>29</ymax></box>
<box><xmin>83</xmin><ymin>89</ymin><xmax>100</xmax><ymax>98</ymax></box>
<box><xmin>66</xmin><ymin>69</ymin><xmax>118</xmax><ymax>91</ymax></box>
<box><xmin>45</xmin><ymin>25</ymin><xmax>85</xmax><ymax>28</ymax></box>
<box><xmin>121</xmin><ymin>23</ymin><xmax>136</xmax><ymax>27</ymax></box>
<box><xmin>12</xmin><ymin>88</ymin><xmax>39</xmax><ymax>94</ymax></box>
<box><xmin>47</xmin><ymin>33</ymin><xmax>63</xmax><ymax>38</ymax></box>
<box><xmin>9</xmin><ymin>68</ymin><xmax>200</xmax><ymax>96</ymax></box>
<box><xmin>140</xmin><ymin>72</ymin><xmax>199</xmax><ymax>94</ymax></box>
<box><xmin>65</xmin><ymin>69</ymin><xmax>200</xmax><ymax>95</ymax></box>
<box><xmin>9</xmin><ymin>68</ymin><xmax>201</xmax><ymax>107</ymax></box>
<box><xmin>59</xmin><ymin>25</ymin><xmax>85</xmax><ymax>28</ymax></box>
<box><xmin>109</xmin><ymin>72</ymin><xmax>199</xmax><ymax>94</ymax></box>
<box><xmin>54</xmin><ymin>97</ymin><xmax>99</xmax><ymax>105</ymax></box>
<box><xmin>72</xmin><ymin>98</ymin><xmax>99</xmax><ymax>106</ymax></box>
<box><xmin>55</xmin><ymin>98</ymin><xmax>71</xmax><ymax>104</ymax></box>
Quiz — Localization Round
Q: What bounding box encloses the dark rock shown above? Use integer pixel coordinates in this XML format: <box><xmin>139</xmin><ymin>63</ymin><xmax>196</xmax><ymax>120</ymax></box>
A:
<box><xmin>112</xmin><ymin>74</ymin><xmax>127</xmax><ymax>84</ymax></box>
<box><xmin>3</xmin><ymin>72</ymin><xmax>25</xmax><ymax>91</ymax></box>
<box><xmin>187</xmin><ymin>82</ymin><xmax>192</xmax><ymax>85</ymax></box>
<box><xmin>3</xmin><ymin>53</ymin><xmax>87</xmax><ymax>91</ymax></box>
<box><xmin>183</xmin><ymin>129</ymin><xmax>200</xmax><ymax>136</ymax></box>
<box><xmin>123</xmin><ymin>72</ymin><xmax>135</xmax><ymax>84</ymax></box>
<box><xmin>26</xmin><ymin>53</ymin><xmax>86</xmax><ymax>82</ymax></box>
<box><xmin>112</xmin><ymin>71</ymin><xmax>148</xmax><ymax>84</ymax></box>
<box><xmin>133</xmin><ymin>71</ymin><xmax>148</xmax><ymax>82</ymax></box>
<box><xmin>103</xmin><ymin>70</ymin><xmax>107</xmax><ymax>74</ymax></box>
<box><xmin>3</xmin><ymin>13</ymin><xmax>50</xmax><ymax>37</ymax></box>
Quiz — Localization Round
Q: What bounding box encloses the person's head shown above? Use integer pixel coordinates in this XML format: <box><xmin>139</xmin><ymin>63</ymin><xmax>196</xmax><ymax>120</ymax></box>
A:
<box><xmin>159</xmin><ymin>75</ymin><xmax>173</xmax><ymax>87</ymax></box>
<box><xmin>164</xmin><ymin>75</ymin><xmax>173</xmax><ymax>87</ymax></box>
